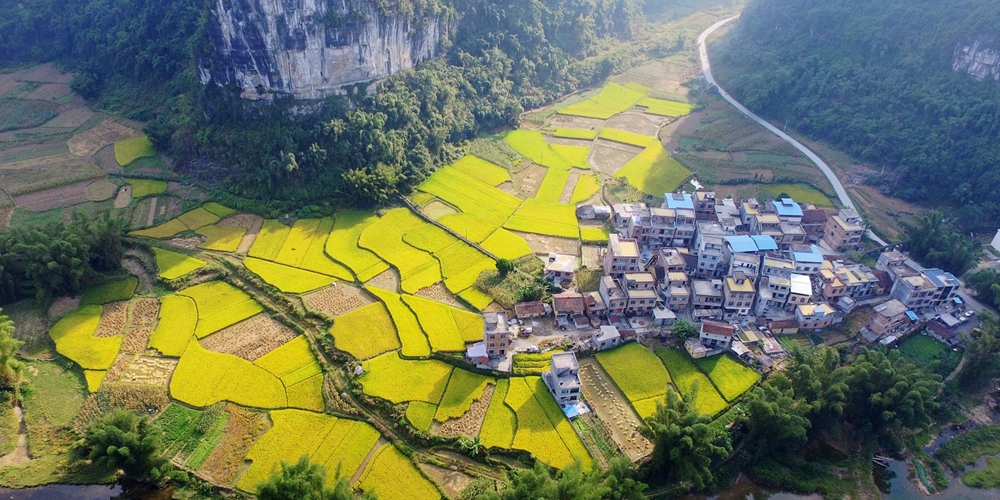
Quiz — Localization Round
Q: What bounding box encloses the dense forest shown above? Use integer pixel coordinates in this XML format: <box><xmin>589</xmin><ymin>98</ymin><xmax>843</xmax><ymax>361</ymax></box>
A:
<box><xmin>712</xmin><ymin>0</ymin><xmax>1000</xmax><ymax>230</ymax></box>
<box><xmin>0</xmin><ymin>0</ymin><xmax>654</xmax><ymax>208</ymax></box>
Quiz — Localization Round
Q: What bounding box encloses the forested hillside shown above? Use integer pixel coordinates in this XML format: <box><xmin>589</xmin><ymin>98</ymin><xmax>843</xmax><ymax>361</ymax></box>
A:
<box><xmin>0</xmin><ymin>0</ymin><xmax>653</xmax><ymax>209</ymax></box>
<box><xmin>713</xmin><ymin>0</ymin><xmax>1000</xmax><ymax>229</ymax></box>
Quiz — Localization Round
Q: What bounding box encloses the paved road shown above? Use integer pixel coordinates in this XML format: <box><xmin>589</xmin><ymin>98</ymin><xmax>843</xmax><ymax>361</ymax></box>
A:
<box><xmin>696</xmin><ymin>17</ymin><xmax>889</xmax><ymax>247</ymax></box>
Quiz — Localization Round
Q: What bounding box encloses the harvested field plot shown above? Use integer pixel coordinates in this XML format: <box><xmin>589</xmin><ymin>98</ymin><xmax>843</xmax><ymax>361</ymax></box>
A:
<box><xmin>558</xmin><ymin>82</ymin><xmax>648</xmax><ymax>119</ymax></box>
<box><xmin>198</xmin><ymin>404</ymin><xmax>270</xmax><ymax>485</ymax></box>
<box><xmin>153</xmin><ymin>248</ymin><xmax>206</xmax><ymax>280</ymax></box>
<box><xmin>42</xmin><ymin>106</ymin><xmax>92</xmax><ymax>129</ymax></box>
<box><xmin>0</xmin><ymin>98</ymin><xmax>59</xmax><ymax>132</ymax></box>
<box><xmin>605</xmin><ymin>112</ymin><xmax>661</xmax><ymax>136</ymax></box>
<box><xmin>49</xmin><ymin>305</ymin><xmax>121</xmax><ymax>370</ymax></box>
<box><xmin>451</xmin><ymin>155</ymin><xmax>510</xmax><ymax>186</ymax></box>
<box><xmin>148</xmin><ymin>295</ymin><xmax>197</xmax><ymax>356</ymax></box>
<box><xmin>325</xmin><ymin>211</ymin><xmax>390</xmax><ymax>282</ymax></box>
<box><xmin>328</xmin><ymin>303</ymin><xmax>400</xmax><ymax>360</ymax></box>
<box><xmin>120</xmin><ymin>327</ymin><xmax>152</xmax><ymax>354</ymax></box>
<box><xmin>437</xmin><ymin>382</ymin><xmax>494</xmax><ymax>438</ymax></box>
<box><xmin>435</xmin><ymin>370</ymin><xmax>493</xmax><ymax>422</ymax></box>
<box><xmin>590</xmin><ymin>142</ymin><xmax>642</xmax><ymax>177</ymax></box>
<box><xmin>506</xmin><ymin>376</ymin><xmax>592</xmax><ymax>469</ymax></box>
<box><xmin>505</xmin><ymin>199</ymin><xmax>579</xmax><ymax>238</ymax></box>
<box><xmin>126</xmin><ymin>178</ymin><xmax>166</xmax><ymax>198</ymax></box>
<box><xmin>171</xmin><ymin>341</ymin><xmax>287</xmax><ymax>409</ymax></box>
<box><xmin>84</xmin><ymin>179</ymin><xmax>116</xmax><ymax>201</ymax></box>
<box><xmin>595</xmin><ymin>343</ymin><xmax>672</xmax><ymax>418</ymax></box>
<box><xmin>695</xmin><ymin>354</ymin><xmax>760</xmax><ymax>402</ymax></box>
<box><xmin>303</xmin><ymin>284</ymin><xmax>373</xmax><ymax>318</ymax></box>
<box><xmin>657</xmin><ymin>349</ymin><xmax>727</xmax><ymax>417</ymax></box>
<box><xmin>117</xmin><ymin>356</ymin><xmax>177</xmax><ymax>386</ymax></box>
<box><xmin>128</xmin><ymin>298</ymin><xmax>159</xmax><ymax>327</ymax></box>
<box><xmin>505</xmin><ymin>130</ymin><xmax>574</xmax><ymax>170</ymax></box>
<box><xmin>237</xmin><ymin>410</ymin><xmax>382</xmax><ymax>492</ymax></box>
<box><xmin>481</xmin><ymin>228</ymin><xmax>534</xmax><ymax>260</ymax></box>
<box><xmin>578</xmin><ymin>358</ymin><xmax>651</xmax><ymax>460</ymax></box>
<box><xmin>178</xmin><ymin>281</ymin><xmax>263</xmax><ymax>338</ymax></box>
<box><xmin>479</xmin><ymin>379</ymin><xmax>516</xmax><ymax>449</ymax></box>
<box><xmin>113</xmin><ymin>136</ymin><xmax>155</xmax><ymax>166</ymax></box>
<box><xmin>244</xmin><ymin>258</ymin><xmax>332</xmax><ymax>294</ymax></box>
<box><xmin>94</xmin><ymin>301</ymin><xmax>127</xmax><ymax>338</ymax></box>
<box><xmin>358</xmin><ymin>445</ymin><xmax>440</xmax><ymax>500</ymax></box>
<box><xmin>359</xmin><ymin>352</ymin><xmax>452</xmax><ymax>404</ymax></box>
<box><xmin>67</xmin><ymin>120</ymin><xmax>140</xmax><ymax>157</ymax></box>
<box><xmin>415</xmin><ymin>282</ymin><xmax>463</xmax><ymax>308</ymax></box>
<box><xmin>614</xmin><ymin>142</ymin><xmax>691</xmax><ymax>196</ymax></box>
<box><xmin>248</xmin><ymin>220</ymin><xmax>290</xmax><ymax>260</ymax></box>
<box><xmin>13</xmin><ymin>179</ymin><xmax>91</xmax><ymax>211</ymax></box>
<box><xmin>201</xmin><ymin>314</ymin><xmax>298</xmax><ymax>362</ymax></box>
<box><xmin>81</xmin><ymin>277</ymin><xmax>137</xmax><ymax>305</ymax></box>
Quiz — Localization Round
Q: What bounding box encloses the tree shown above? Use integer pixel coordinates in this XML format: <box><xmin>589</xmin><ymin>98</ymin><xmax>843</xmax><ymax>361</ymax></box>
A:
<box><xmin>78</xmin><ymin>410</ymin><xmax>168</xmax><ymax>482</ymax></box>
<box><xmin>459</xmin><ymin>459</ymin><xmax>645</xmax><ymax>500</ymax></box>
<box><xmin>496</xmin><ymin>259</ymin><xmax>515</xmax><ymax>278</ymax></box>
<box><xmin>257</xmin><ymin>455</ymin><xmax>371</xmax><ymax>500</ymax></box>
<box><xmin>458</xmin><ymin>436</ymin><xmax>485</xmax><ymax>457</ymax></box>
<box><xmin>966</xmin><ymin>269</ymin><xmax>1000</xmax><ymax>308</ymax></box>
<box><xmin>641</xmin><ymin>389</ymin><xmax>731</xmax><ymax>490</ymax></box>
<box><xmin>672</xmin><ymin>319</ymin><xmax>697</xmax><ymax>340</ymax></box>
<box><xmin>0</xmin><ymin>310</ymin><xmax>24</xmax><ymax>396</ymax></box>
<box><xmin>959</xmin><ymin>312</ymin><xmax>1000</xmax><ymax>386</ymax></box>
<box><xmin>739</xmin><ymin>384</ymin><xmax>811</xmax><ymax>459</ymax></box>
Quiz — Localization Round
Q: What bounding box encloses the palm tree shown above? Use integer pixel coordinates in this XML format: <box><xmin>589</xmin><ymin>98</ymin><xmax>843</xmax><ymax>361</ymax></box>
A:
<box><xmin>458</xmin><ymin>437</ymin><xmax>485</xmax><ymax>457</ymax></box>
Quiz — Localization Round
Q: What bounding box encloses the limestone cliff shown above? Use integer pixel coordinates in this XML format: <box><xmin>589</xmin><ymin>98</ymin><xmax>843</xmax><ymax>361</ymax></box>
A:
<box><xmin>953</xmin><ymin>39</ymin><xmax>1000</xmax><ymax>82</ymax></box>
<box><xmin>200</xmin><ymin>0</ymin><xmax>443</xmax><ymax>99</ymax></box>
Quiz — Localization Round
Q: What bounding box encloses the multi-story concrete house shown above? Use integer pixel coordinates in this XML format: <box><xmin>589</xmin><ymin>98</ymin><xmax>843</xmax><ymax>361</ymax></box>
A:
<box><xmin>778</xmin><ymin>222</ymin><xmax>807</xmax><ymax>250</ymax></box>
<box><xmin>699</xmin><ymin>320</ymin><xmax>734</xmax><ymax>351</ymax></box>
<box><xmin>800</xmin><ymin>208</ymin><xmax>829</xmax><ymax>241</ymax></box>
<box><xmin>656</xmin><ymin>247</ymin><xmax>687</xmax><ymax>273</ymax></box>
<box><xmin>795</xmin><ymin>303</ymin><xmax>837</xmax><ymax>329</ymax></box>
<box><xmin>599</xmin><ymin>275</ymin><xmax>628</xmax><ymax>315</ymax></box>
<box><xmin>692</xmin><ymin>279</ymin><xmax>724</xmax><ymax>309</ymax></box>
<box><xmin>739</xmin><ymin>199</ymin><xmax>760</xmax><ymax>229</ymax></box>
<box><xmin>723</xmin><ymin>271</ymin><xmax>755</xmax><ymax>318</ymax></box>
<box><xmin>622</xmin><ymin>273</ymin><xmax>658</xmax><ymax>315</ymax></box>
<box><xmin>542</xmin><ymin>352</ymin><xmax>582</xmax><ymax>406</ymax></box>
<box><xmin>694</xmin><ymin>221</ymin><xmax>733</xmax><ymax>278</ymax></box>
<box><xmin>714</xmin><ymin>197</ymin><xmax>742</xmax><ymax>232</ymax></box>
<box><xmin>786</xmin><ymin>274</ymin><xmax>812</xmax><ymax>310</ymax></box>
<box><xmin>819</xmin><ymin>261</ymin><xmax>879</xmax><ymax>301</ymax></box>
<box><xmin>483</xmin><ymin>311</ymin><xmax>510</xmax><ymax>358</ymax></box>
<box><xmin>791</xmin><ymin>246</ymin><xmax>824</xmax><ymax>275</ymax></box>
<box><xmin>754</xmin><ymin>275</ymin><xmax>791</xmax><ymax>316</ymax></box>
<box><xmin>604</xmin><ymin>234</ymin><xmax>641</xmax><ymax>279</ymax></box>
<box><xmin>661</xmin><ymin>271</ymin><xmax>691</xmax><ymax>311</ymax></box>
<box><xmin>695</xmin><ymin>191</ymin><xmax>717</xmax><ymax>219</ymax></box>
<box><xmin>865</xmin><ymin>299</ymin><xmax>912</xmax><ymax>337</ymax></box>
<box><xmin>730</xmin><ymin>253</ymin><xmax>761</xmax><ymax>281</ymax></box>
<box><xmin>890</xmin><ymin>268</ymin><xmax>961</xmax><ymax>311</ymax></box>
<box><xmin>823</xmin><ymin>208</ymin><xmax>865</xmax><ymax>252</ymax></box>
<box><xmin>766</xmin><ymin>197</ymin><xmax>804</xmax><ymax>222</ymax></box>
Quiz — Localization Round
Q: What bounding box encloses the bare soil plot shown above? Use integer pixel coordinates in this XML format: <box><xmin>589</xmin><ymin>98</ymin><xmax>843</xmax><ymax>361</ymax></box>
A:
<box><xmin>418</xmin><ymin>464</ymin><xmax>476</xmax><ymax>500</ymax></box>
<box><xmin>415</xmin><ymin>282</ymin><xmax>463</xmax><ymax>308</ymax></box>
<box><xmin>129</xmin><ymin>298</ymin><xmax>159</xmax><ymax>327</ymax></box>
<box><xmin>545</xmin><ymin>114</ymin><xmax>606</xmax><ymax>130</ymax></box>
<box><xmin>25</xmin><ymin>83</ymin><xmax>73</xmax><ymax>102</ymax></box>
<box><xmin>84</xmin><ymin>179</ymin><xmax>116</xmax><ymax>201</ymax></box>
<box><xmin>42</xmin><ymin>107</ymin><xmax>93</xmax><ymax>129</ymax></box>
<box><xmin>166</xmin><ymin>235</ymin><xmax>207</xmax><ymax>249</ymax></box>
<box><xmin>424</xmin><ymin>200</ymin><xmax>458</xmax><ymax>220</ymax></box>
<box><xmin>13</xmin><ymin>179</ymin><xmax>91</xmax><ymax>211</ymax></box>
<box><xmin>200</xmin><ymin>313</ymin><xmax>298</xmax><ymax>362</ymax></box>
<box><xmin>513</xmin><ymin>231</ymin><xmax>580</xmax><ymax>255</ymax></box>
<box><xmin>512</xmin><ymin>161</ymin><xmax>546</xmax><ymax>198</ymax></box>
<box><xmin>578</xmin><ymin>358</ymin><xmax>652</xmax><ymax>461</ymax></box>
<box><xmin>95</xmin><ymin>301</ymin><xmax>128</xmax><ymax>338</ymax></box>
<box><xmin>229</xmin><ymin>215</ymin><xmax>264</xmax><ymax>253</ymax></box>
<box><xmin>48</xmin><ymin>296</ymin><xmax>81</xmax><ymax>322</ymax></box>
<box><xmin>546</xmin><ymin>136</ymin><xmax>594</xmax><ymax>147</ymax></box>
<box><xmin>199</xmin><ymin>404</ymin><xmax>271</xmax><ymax>484</ymax></box>
<box><xmin>590</xmin><ymin>142</ymin><xmax>642</xmax><ymax>176</ymax></box>
<box><xmin>12</xmin><ymin>64</ymin><xmax>74</xmax><ymax>84</ymax></box>
<box><xmin>558</xmin><ymin>172</ymin><xmax>581</xmax><ymax>204</ymax></box>
<box><xmin>93</xmin><ymin>144</ymin><xmax>121</xmax><ymax>174</ymax></box>
<box><xmin>66</xmin><ymin>120</ymin><xmax>140</xmax><ymax>157</ymax></box>
<box><xmin>303</xmin><ymin>284</ymin><xmax>375</xmax><ymax>318</ymax></box>
<box><xmin>605</xmin><ymin>113</ymin><xmax>661</xmax><ymax>136</ymax></box>
<box><xmin>112</xmin><ymin>185</ymin><xmax>132</xmax><ymax>209</ymax></box>
<box><xmin>154</xmin><ymin>196</ymin><xmax>183</xmax><ymax>224</ymax></box>
<box><xmin>365</xmin><ymin>268</ymin><xmax>400</xmax><ymax>293</ymax></box>
<box><xmin>0</xmin><ymin>151</ymin><xmax>80</xmax><ymax>171</ymax></box>
<box><xmin>5</xmin><ymin>301</ymin><xmax>51</xmax><ymax>358</ymax></box>
<box><xmin>120</xmin><ymin>327</ymin><xmax>152</xmax><ymax>354</ymax></box>
<box><xmin>581</xmin><ymin>245</ymin><xmax>603</xmax><ymax>269</ymax></box>
<box><xmin>0</xmin><ymin>161</ymin><xmax>103</xmax><ymax>195</ymax></box>
<box><xmin>435</xmin><ymin>383</ymin><xmax>493</xmax><ymax>438</ymax></box>
<box><xmin>127</xmin><ymin>197</ymin><xmax>156</xmax><ymax>229</ymax></box>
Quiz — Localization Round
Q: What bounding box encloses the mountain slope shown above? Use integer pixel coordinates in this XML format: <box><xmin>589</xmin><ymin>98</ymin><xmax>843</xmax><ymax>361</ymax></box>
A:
<box><xmin>712</xmin><ymin>0</ymin><xmax>1000</xmax><ymax>228</ymax></box>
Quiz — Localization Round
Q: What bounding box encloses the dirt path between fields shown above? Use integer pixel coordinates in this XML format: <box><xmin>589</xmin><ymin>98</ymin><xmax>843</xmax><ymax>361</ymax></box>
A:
<box><xmin>0</xmin><ymin>402</ymin><xmax>31</xmax><ymax>466</ymax></box>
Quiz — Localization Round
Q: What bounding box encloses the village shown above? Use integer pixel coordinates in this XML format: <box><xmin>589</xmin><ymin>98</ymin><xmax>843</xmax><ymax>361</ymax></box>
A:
<box><xmin>464</xmin><ymin>189</ymin><xmax>980</xmax><ymax>452</ymax></box>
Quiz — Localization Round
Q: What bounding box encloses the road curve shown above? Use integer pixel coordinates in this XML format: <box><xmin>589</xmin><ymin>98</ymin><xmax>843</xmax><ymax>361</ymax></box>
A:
<box><xmin>696</xmin><ymin>18</ymin><xmax>888</xmax><ymax>246</ymax></box>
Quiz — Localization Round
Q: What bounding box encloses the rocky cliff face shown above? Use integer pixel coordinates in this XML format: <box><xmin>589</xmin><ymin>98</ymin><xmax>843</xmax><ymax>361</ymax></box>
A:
<box><xmin>200</xmin><ymin>0</ymin><xmax>442</xmax><ymax>99</ymax></box>
<box><xmin>953</xmin><ymin>39</ymin><xmax>1000</xmax><ymax>81</ymax></box>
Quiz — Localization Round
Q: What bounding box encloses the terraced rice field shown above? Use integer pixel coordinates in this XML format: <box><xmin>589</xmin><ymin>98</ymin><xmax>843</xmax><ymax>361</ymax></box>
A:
<box><xmin>406</xmin><ymin>401</ymin><xmax>438</xmax><ymax>432</ymax></box>
<box><xmin>244</xmin><ymin>258</ymin><xmax>333</xmax><ymax>294</ymax></box>
<box><xmin>359</xmin><ymin>352</ymin><xmax>453</xmax><ymax>404</ymax></box>
<box><xmin>365</xmin><ymin>287</ymin><xmax>431</xmax><ymax>357</ymax></box>
<box><xmin>505</xmin><ymin>199</ymin><xmax>579</xmax><ymax>238</ymax></box>
<box><xmin>49</xmin><ymin>305</ymin><xmax>121</xmax><ymax>371</ymax></box>
<box><xmin>325</xmin><ymin>211</ymin><xmax>390</xmax><ymax>281</ymax></box>
<box><xmin>357</xmin><ymin>445</ymin><xmax>440</xmax><ymax>500</ymax></box>
<box><xmin>248</xmin><ymin>220</ymin><xmax>291</xmax><ymax>260</ymax></box>
<box><xmin>417</xmin><ymin>165</ymin><xmax>521</xmax><ymax>229</ymax></box>
<box><xmin>614</xmin><ymin>142</ymin><xmax>692</xmax><ymax>197</ymax></box>
<box><xmin>196</xmin><ymin>225</ymin><xmax>246</xmax><ymax>252</ymax></box>
<box><xmin>595</xmin><ymin>343</ymin><xmax>672</xmax><ymax>419</ymax></box>
<box><xmin>558</xmin><ymin>82</ymin><xmax>649</xmax><ymax>119</ymax></box>
<box><xmin>450</xmin><ymin>155</ymin><xmax>511</xmax><ymax>186</ymax></box>
<box><xmin>637</xmin><ymin>97</ymin><xmax>695</xmax><ymax>117</ymax></box>
<box><xmin>81</xmin><ymin>277</ymin><xmax>137</xmax><ymax>305</ymax></box>
<box><xmin>481</xmin><ymin>228</ymin><xmax>534</xmax><ymax>260</ymax></box>
<box><xmin>504</xmin><ymin>130</ymin><xmax>574</xmax><ymax>170</ymax></box>
<box><xmin>695</xmin><ymin>355</ymin><xmax>760</xmax><ymax>402</ymax></box>
<box><xmin>178</xmin><ymin>281</ymin><xmax>263</xmax><ymax>338</ymax></box>
<box><xmin>328</xmin><ymin>303</ymin><xmax>400</xmax><ymax>360</ymax></box>
<box><xmin>126</xmin><ymin>178</ymin><xmax>167</xmax><ymax>198</ymax></box>
<box><xmin>170</xmin><ymin>341</ymin><xmax>288</xmax><ymax>409</ymax></box>
<box><xmin>148</xmin><ymin>295</ymin><xmax>197</xmax><ymax>356</ymax></box>
<box><xmin>237</xmin><ymin>410</ymin><xmax>381</xmax><ymax>492</ymax></box>
<box><xmin>535</xmin><ymin>169</ymin><xmax>571</xmax><ymax>203</ymax></box>
<box><xmin>552</xmin><ymin>128</ymin><xmax>598</xmax><ymax>140</ymax></box>
<box><xmin>505</xmin><ymin>376</ymin><xmax>592</xmax><ymax>469</ymax></box>
<box><xmin>599</xmin><ymin>128</ymin><xmax>657</xmax><ymax>147</ymax></box>
<box><xmin>114</xmin><ymin>135</ymin><xmax>155</xmax><ymax>166</ymax></box>
<box><xmin>571</xmin><ymin>174</ymin><xmax>600</xmax><ymax>203</ymax></box>
<box><xmin>358</xmin><ymin>210</ymin><xmax>442</xmax><ymax>293</ymax></box>
<box><xmin>153</xmin><ymin>248</ymin><xmax>206</xmax><ymax>280</ymax></box>
<box><xmin>438</xmin><ymin>213</ymin><xmax>496</xmax><ymax>243</ymax></box>
<box><xmin>657</xmin><ymin>349</ymin><xmax>728</xmax><ymax>417</ymax></box>
<box><xmin>434</xmin><ymin>370</ymin><xmax>493</xmax><ymax>422</ymax></box>
<box><xmin>479</xmin><ymin>379</ymin><xmax>516</xmax><ymax>449</ymax></box>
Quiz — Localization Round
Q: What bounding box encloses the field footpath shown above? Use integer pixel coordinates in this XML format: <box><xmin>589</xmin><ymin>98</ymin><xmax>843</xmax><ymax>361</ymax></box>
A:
<box><xmin>698</xmin><ymin>17</ymin><xmax>888</xmax><ymax>246</ymax></box>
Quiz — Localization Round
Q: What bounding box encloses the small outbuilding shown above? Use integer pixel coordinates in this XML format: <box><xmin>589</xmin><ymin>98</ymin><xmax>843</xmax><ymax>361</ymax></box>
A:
<box><xmin>591</xmin><ymin>326</ymin><xmax>622</xmax><ymax>351</ymax></box>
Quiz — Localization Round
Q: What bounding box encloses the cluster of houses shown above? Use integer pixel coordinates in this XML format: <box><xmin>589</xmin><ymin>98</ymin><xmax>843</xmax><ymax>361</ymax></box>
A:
<box><xmin>468</xmin><ymin>190</ymin><xmax>971</xmax><ymax>408</ymax></box>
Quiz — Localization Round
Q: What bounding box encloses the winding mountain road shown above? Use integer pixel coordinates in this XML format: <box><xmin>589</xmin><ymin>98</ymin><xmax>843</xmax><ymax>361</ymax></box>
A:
<box><xmin>696</xmin><ymin>17</ymin><xmax>888</xmax><ymax>246</ymax></box>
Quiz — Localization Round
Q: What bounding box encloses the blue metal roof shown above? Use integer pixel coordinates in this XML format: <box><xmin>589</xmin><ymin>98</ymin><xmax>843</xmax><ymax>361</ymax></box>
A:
<box><xmin>905</xmin><ymin>311</ymin><xmax>918</xmax><ymax>321</ymax></box>
<box><xmin>774</xmin><ymin>198</ymin><xmax>804</xmax><ymax>217</ymax></box>
<box><xmin>664</xmin><ymin>193</ymin><xmax>694</xmax><ymax>210</ymax></box>
<box><xmin>793</xmin><ymin>250</ymin><xmax>824</xmax><ymax>264</ymax></box>
<box><xmin>725</xmin><ymin>235</ymin><xmax>757</xmax><ymax>253</ymax></box>
<box><xmin>750</xmin><ymin>235</ymin><xmax>778</xmax><ymax>251</ymax></box>
<box><xmin>954</xmin><ymin>296</ymin><xmax>963</xmax><ymax>305</ymax></box>
<box><xmin>924</xmin><ymin>268</ymin><xmax>961</xmax><ymax>287</ymax></box>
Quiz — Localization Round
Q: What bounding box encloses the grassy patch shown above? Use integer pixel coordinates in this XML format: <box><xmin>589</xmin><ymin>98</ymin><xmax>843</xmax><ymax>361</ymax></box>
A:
<box><xmin>451</xmin><ymin>155</ymin><xmax>511</xmax><ymax>187</ymax></box>
<box><xmin>657</xmin><ymin>349</ymin><xmax>728</xmax><ymax>417</ymax></box>
<box><xmin>937</xmin><ymin>424</ymin><xmax>1000</xmax><ymax>470</ymax></box>
<box><xmin>196</xmin><ymin>225</ymin><xmax>246</xmax><ymax>252</ymax></box>
<box><xmin>435</xmin><ymin>371</ymin><xmax>493</xmax><ymax>422</ymax></box>
<box><xmin>126</xmin><ymin>178</ymin><xmax>167</xmax><ymax>198</ymax></box>
<box><xmin>695</xmin><ymin>354</ymin><xmax>760</xmax><ymax>402</ymax></box>
<box><xmin>359</xmin><ymin>352</ymin><xmax>453</xmax><ymax>404</ymax></box>
<box><xmin>614</xmin><ymin>142</ymin><xmax>692</xmax><ymax>197</ymax></box>
<box><xmin>147</xmin><ymin>295</ymin><xmax>197</xmax><ymax>357</ymax></box>
<box><xmin>480</xmin><ymin>379</ymin><xmax>516</xmax><ymax>448</ymax></box>
<box><xmin>48</xmin><ymin>305</ymin><xmax>121</xmax><ymax>371</ymax></box>
<box><xmin>328</xmin><ymin>302</ymin><xmax>400</xmax><ymax>360</ymax></box>
<box><xmin>114</xmin><ymin>136</ymin><xmax>156</xmax><ymax>166</ymax></box>
<box><xmin>248</xmin><ymin>220</ymin><xmax>291</xmax><ymax>261</ymax></box>
<box><xmin>326</xmin><ymin>211</ymin><xmax>391</xmax><ymax>282</ymax></box>
<box><xmin>898</xmin><ymin>334</ymin><xmax>961</xmax><ymax>378</ymax></box>
<box><xmin>0</xmin><ymin>98</ymin><xmax>59</xmax><ymax>132</ymax></box>
<box><xmin>178</xmin><ymin>281</ymin><xmax>263</xmax><ymax>338</ymax></box>
<box><xmin>80</xmin><ymin>277</ymin><xmax>137</xmax><ymax>305</ymax></box>
<box><xmin>153</xmin><ymin>248</ymin><xmax>206</xmax><ymax>280</ymax></box>
<box><xmin>962</xmin><ymin>457</ymin><xmax>1000</xmax><ymax>489</ymax></box>
<box><xmin>365</xmin><ymin>287</ymin><xmax>431</xmax><ymax>357</ymax></box>
<box><xmin>358</xmin><ymin>445</ymin><xmax>440</xmax><ymax>500</ymax></box>
<box><xmin>244</xmin><ymin>258</ymin><xmax>333</xmax><ymax>294</ymax></box>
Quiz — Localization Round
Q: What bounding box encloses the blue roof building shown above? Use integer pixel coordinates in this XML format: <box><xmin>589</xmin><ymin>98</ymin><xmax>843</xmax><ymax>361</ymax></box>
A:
<box><xmin>923</xmin><ymin>268</ymin><xmax>961</xmax><ymax>288</ymax></box>
<box><xmin>664</xmin><ymin>192</ymin><xmax>695</xmax><ymax>210</ymax></box>
<box><xmin>724</xmin><ymin>235</ymin><xmax>757</xmax><ymax>253</ymax></box>
<box><xmin>773</xmin><ymin>198</ymin><xmax>804</xmax><ymax>218</ymax></box>
<box><xmin>750</xmin><ymin>235</ymin><xmax>778</xmax><ymax>252</ymax></box>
